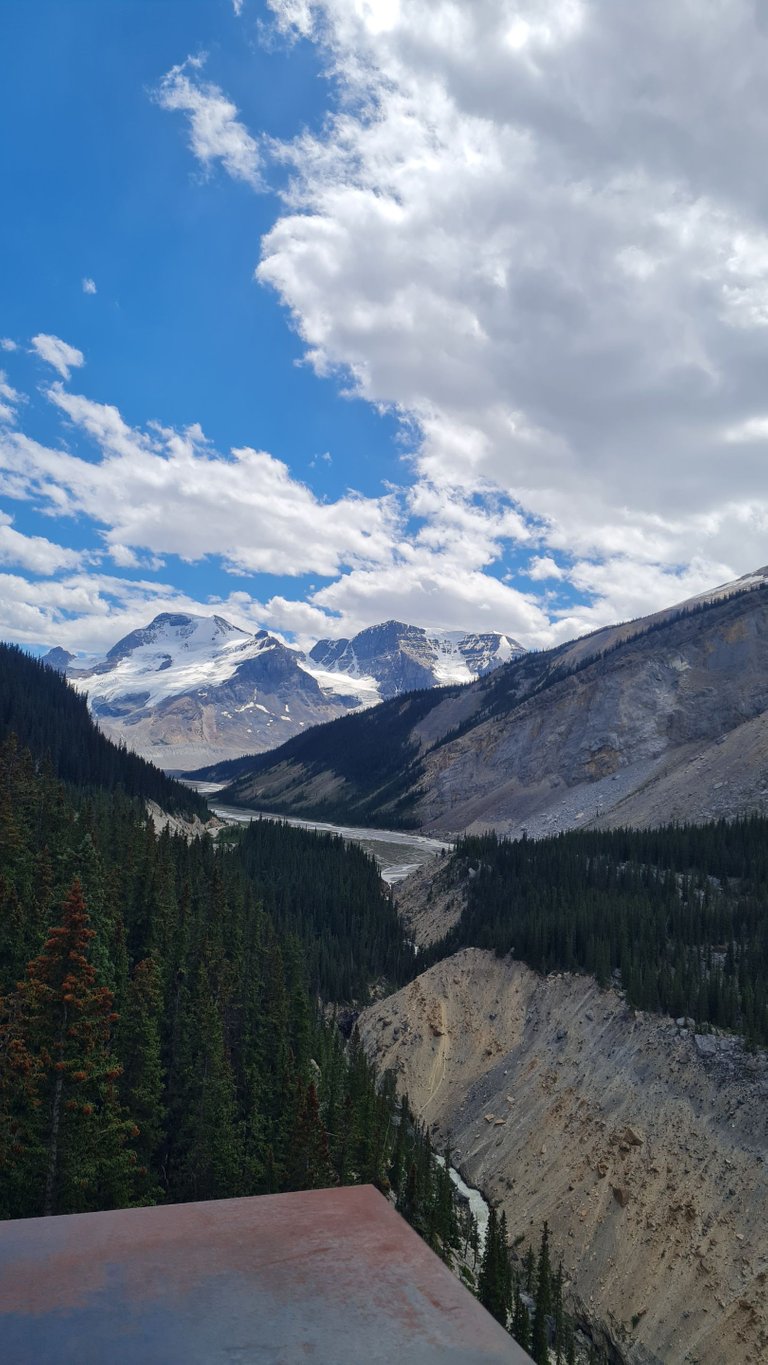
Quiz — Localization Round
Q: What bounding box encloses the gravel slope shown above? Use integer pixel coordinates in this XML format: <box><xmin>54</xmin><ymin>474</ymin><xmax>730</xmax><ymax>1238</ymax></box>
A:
<box><xmin>359</xmin><ymin>949</ymin><xmax>768</xmax><ymax>1365</ymax></box>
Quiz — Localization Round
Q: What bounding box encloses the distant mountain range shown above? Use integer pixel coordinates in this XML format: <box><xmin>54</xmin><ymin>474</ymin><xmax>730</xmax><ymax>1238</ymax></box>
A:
<box><xmin>44</xmin><ymin>614</ymin><xmax>522</xmax><ymax>770</ymax></box>
<box><xmin>205</xmin><ymin>566</ymin><xmax>768</xmax><ymax>834</ymax></box>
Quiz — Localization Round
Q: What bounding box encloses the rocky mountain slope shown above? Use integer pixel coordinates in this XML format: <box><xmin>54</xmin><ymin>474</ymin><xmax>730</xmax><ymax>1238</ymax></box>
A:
<box><xmin>218</xmin><ymin>568</ymin><xmax>768</xmax><ymax>834</ymax></box>
<box><xmin>47</xmin><ymin>613</ymin><xmax>517</xmax><ymax>771</ymax></box>
<box><xmin>309</xmin><ymin>620</ymin><xmax>523</xmax><ymax>697</ymax></box>
<box><xmin>51</xmin><ymin>613</ymin><xmax>355</xmax><ymax>772</ymax></box>
<box><xmin>359</xmin><ymin>947</ymin><xmax>768</xmax><ymax>1365</ymax></box>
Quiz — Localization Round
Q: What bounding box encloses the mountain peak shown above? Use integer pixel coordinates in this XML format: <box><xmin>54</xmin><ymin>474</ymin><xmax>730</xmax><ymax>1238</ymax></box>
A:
<box><xmin>42</xmin><ymin>646</ymin><xmax>75</xmax><ymax>673</ymax></box>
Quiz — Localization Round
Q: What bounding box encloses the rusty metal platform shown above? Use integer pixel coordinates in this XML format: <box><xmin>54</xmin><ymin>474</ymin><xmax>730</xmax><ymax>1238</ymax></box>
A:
<box><xmin>0</xmin><ymin>1184</ymin><xmax>532</xmax><ymax>1363</ymax></box>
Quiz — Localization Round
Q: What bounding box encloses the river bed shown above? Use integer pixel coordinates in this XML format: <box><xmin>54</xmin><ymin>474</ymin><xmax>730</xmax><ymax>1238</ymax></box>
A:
<box><xmin>435</xmin><ymin>1155</ymin><xmax>490</xmax><ymax>1250</ymax></box>
<box><xmin>188</xmin><ymin>785</ymin><xmax>453</xmax><ymax>885</ymax></box>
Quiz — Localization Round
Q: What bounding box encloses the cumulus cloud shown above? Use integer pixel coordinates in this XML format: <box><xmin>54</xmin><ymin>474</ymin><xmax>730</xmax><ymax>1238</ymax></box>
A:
<box><xmin>0</xmin><ymin>569</ymin><xmax>236</xmax><ymax>654</ymax></box>
<box><xmin>154</xmin><ymin>55</ymin><xmax>262</xmax><ymax>188</ymax></box>
<box><xmin>0</xmin><ymin>372</ymin><xmax>562</xmax><ymax>647</ymax></box>
<box><xmin>256</xmin><ymin>0</ymin><xmax>768</xmax><ymax>617</ymax></box>
<box><xmin>15</xmin><ymin>3</ymin><xmax>768</xmax><ymax>653</ymax></box>
<box><xmin>296</xmin><ymin>555</ymin><xmax>551</xmax><ymax>642</ymax></box>
<box><xmin>0</xmin><ymin>385</ymin><xmax>398</xmax><ymax>579</ymax></box>
<box><xmin>0</xmin><ymin>512</ymin><xmax>83</xmax><ymax>575</ymax></box>
<box><xmin>0</xmin><ymin>339</ymin><xmax>17</xmax><ymax>353</ymax></box>
<box><xmin>82</xmin><ymin>277</ymin><xmax>97</xmax><ymax>295</ymax></box>
<box><xmin>30</xmin><ymin>333</ymin><xmax>85</xmax><ymax>380</ymax></box>
<box><xmin>526</xmin><ymin>556</ymin><xmax>564</xmax><ymax>582</ymax></box>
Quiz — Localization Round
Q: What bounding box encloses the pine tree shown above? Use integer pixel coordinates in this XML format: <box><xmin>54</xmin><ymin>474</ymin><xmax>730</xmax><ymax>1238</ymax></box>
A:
<box><xmin>532</xmin><ymin>1221</ymin><xmax>553</xmax><ymax>1365</ymax></box>
<box><xmin>512</xmin><ymin>1282</ymin><xmax>532</xmax><ymax>1354</ymax></box>
<box><xmin>117</xmin><ymin>957</ymin><xmax>165</xmax><ymax>1198</ymax></box>
<box><xmin>523</xmin><ymin>1242</ymin><xmax>536</xmax><ymax>1295</ymax></box>
<box><xmin>0</xmin><ymin>880</ymin><xmax>138</xmax><ymax>1216</ymax></box>
<box><xmin>553</xmin><ymin>1259</ymin><xmax>566</xmax><ymax>1363</ymax></box>
<box><xmin>287</xmin><ymin>1082</ymin><xmax>335</xmax><ymax>1190</ymax></box>
<box><xmin>169</xmin><ymin>954</ymin><xmax>243</xmax><ymax>1202</ymax></box>
<box><xmin>478</xmin><ymin>1206</ymin><xmax>510</xmax><ymax>1326</ymax></box>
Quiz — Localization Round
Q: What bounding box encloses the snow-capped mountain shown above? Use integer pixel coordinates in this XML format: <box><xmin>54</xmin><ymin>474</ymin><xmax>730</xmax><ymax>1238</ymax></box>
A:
<box><xmin>309</xmin><ymin>621</ymin><xmax>524</xmax><ymax>699</ymax></box>
<box><xmin>45</xmin><ymin>612</ymin><xmax>522</xmax><ymax>770</ymax></box>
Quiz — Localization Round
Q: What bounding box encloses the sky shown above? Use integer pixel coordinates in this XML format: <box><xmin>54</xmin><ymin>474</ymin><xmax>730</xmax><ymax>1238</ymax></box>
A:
<box><xmin>2</xmin><ymin>0</ymin><xmax>768</xmax><ymax>657</ymax></box>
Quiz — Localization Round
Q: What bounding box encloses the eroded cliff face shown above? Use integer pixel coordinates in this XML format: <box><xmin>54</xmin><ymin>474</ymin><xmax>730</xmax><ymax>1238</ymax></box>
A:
<box><xmin>414</xmin><ymin>588</ymin><xmax>768</xmax><ymax>838</ymax></box>
<box><xmin>359</xmin><ymin>949</ymin><xmax>768</xmax><ymax>1365</ymax></box>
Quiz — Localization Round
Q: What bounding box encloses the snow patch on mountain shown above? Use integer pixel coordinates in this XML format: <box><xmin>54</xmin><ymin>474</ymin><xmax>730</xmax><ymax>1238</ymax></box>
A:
<box><xmin>51</xmin><ymin>611</ymin><xmax>522</xmax><ymax>769</ymax></box>
<box><xmin>69</xmin><ymin>613</ymin><xmax>278</xmax><ymax>712</ymax></box>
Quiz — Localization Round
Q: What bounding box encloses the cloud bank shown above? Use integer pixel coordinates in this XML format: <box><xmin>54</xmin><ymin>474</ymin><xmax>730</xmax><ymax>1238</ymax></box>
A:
<box><xmin>6</xmin><ymin>5</ymin><xmax>768</xmax><ymax>655</ymax></box>
<box><xmin>253</xmin><ymin>0</ymin><xmax>768</xmax><ymax>611</ymax></box>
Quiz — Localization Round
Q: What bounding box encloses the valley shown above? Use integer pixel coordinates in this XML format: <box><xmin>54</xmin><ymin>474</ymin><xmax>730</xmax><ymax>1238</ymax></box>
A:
<box><xmin>7</xmin><ymin>565</ymin><xmax>768</xmax><ymax>1364</ymax></box>
<box><xmin>215</xmin><ymin>569</ymin><xmax>768</xmax><ymax>839</ymax></box>
<box><xmin>205</xmin><ymin>793</ymin><xmax>454</xmax><ymax>884</ymax></box>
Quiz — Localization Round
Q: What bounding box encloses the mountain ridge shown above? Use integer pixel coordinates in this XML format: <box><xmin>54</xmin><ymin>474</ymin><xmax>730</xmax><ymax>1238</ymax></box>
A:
<box><xmin>212</xmin><ymin>566</ymin><xmax>768</xmax><ymax>833</ymax></box>
<box><xmin>43</xmin><ymin>613</ymin><xmax>520</xmax><ymax>771</ymax></box>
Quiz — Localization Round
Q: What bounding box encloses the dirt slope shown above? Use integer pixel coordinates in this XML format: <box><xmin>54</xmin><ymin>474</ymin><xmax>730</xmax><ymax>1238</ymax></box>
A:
<box><xmin>359</xmin><ymin>950</ymin><xmax>768</xmax><ymax>1365</ymax></box>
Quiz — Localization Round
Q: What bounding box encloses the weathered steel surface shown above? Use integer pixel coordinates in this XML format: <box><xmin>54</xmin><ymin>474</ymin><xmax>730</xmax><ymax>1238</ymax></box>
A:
<box><xmin>0</xmin><ymin>1184</ymin><xmax>532</xmax><ymax>1363</ymax></box>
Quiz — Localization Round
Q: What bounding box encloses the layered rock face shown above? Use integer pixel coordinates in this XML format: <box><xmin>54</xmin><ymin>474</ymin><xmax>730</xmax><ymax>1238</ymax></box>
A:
<box><xmin>359</xmin><ymin>948</ymin><xmax>768</xmax><ymax>1365</ymax></box>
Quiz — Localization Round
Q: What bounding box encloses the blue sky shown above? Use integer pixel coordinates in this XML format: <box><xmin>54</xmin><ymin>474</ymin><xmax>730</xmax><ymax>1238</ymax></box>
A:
<box><xmin>1</xmin><ymin>1</ymin><xmax>767</xmax><ymax>655</ymax></box>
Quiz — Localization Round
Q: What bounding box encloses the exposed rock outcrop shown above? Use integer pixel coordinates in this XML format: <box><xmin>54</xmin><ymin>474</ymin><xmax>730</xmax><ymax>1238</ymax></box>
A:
<box><xmin>359</xmin><ymin>949</ymin><xmax>768</xmax><ymax>1365</ymax></box>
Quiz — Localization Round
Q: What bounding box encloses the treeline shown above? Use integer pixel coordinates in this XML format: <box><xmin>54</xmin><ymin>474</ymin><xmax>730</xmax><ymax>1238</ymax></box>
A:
<box><xmin>479</xmin><ymin>1217</ymin><xmax>609</xmax><ymax>1364</ymax></box>
<box><xmin>0</xmin><ymin>643</ymin><xmax>206</xmax><ymax>815</ymax></box>
<box><xmin>0</xmin><ymin>732</ymin><xmax>425</xmax><ymax>1218</ymax></box>
<box><xmin>226</xmin><ymin>817</ymin><xmax>410</xmax><ymax>999</ymax></box>
<box><xmin>427</xmin><ymin>823</ymin><xmax>768</xmax><ymax>1045</ymax></box>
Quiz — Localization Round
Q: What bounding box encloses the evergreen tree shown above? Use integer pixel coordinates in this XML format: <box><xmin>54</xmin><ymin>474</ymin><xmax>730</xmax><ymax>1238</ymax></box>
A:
<box><xmin>512</xmin><ymin>1283</ymin><xmax>532</xmax><ymax>1354</ymax></box>
<box><xmin>287</xmin><ymin>1082</ymin><xmax>336</xmax><ymax>1191</ymax></box>
<box><xmin>0</xmin><ymin>880</ymin><xmax>138</xmax><ymax>1216</ymax></box>
<box><xmin>532</xmin><ymin>1221</ymin><xmax>553</xmax><ymax>1365</ymax></box>
<box><xmin>553</xmin><ymin>1259</ymin><xmax>566</xmax><ymax>1363</ymax></box>
<box><xmin>478</xmin><ymin>1207</ymin><xmax>510</xmax><ymax>1326</ymax></box>
<box><xmin>117</xmin><ymin>957</ymin><xmax>165</xmax><ymax>1197</ymax></box>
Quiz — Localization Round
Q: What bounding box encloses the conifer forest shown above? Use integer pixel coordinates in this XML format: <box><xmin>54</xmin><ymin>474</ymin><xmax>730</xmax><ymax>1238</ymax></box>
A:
<box><xmin>11</xmin><ymin>644</ymin><xmax>758</xmax><ymax>1360</ymax></box>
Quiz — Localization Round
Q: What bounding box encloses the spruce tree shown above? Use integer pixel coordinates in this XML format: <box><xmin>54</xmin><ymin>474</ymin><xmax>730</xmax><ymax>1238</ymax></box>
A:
<box><xmin>0</xmin><ymin>880</ymin><xmax>138</xmax><ymax>1216</ymax></box>
<box><xmin>532</xmin><ymin>1221</ymin><xmax>553</xmax><ymax>1365</ymax></box>
<box><xmin>117</xmin><ymin>957</ymin><xmax>165</xmax><ymax>1197</ymax></box>
<box><xmin>478</xmin><ymin>1207</ymin><xmax>510</xmax><ymax>1326</ymax></box>
<box><xmin>512</xmin><ymin>1283</ymin><xmax>532</xmax><ymax>1354</ymax></box>
<box><xmin>287</xmin><ymin>1081</ymin><xmax>335</xmax><ymax>1190</ymax></box>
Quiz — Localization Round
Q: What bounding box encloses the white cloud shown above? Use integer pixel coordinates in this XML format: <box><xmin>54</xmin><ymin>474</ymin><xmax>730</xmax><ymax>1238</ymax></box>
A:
<box><xmin>0</xmin><ymin>339</ymin><xmax>17</xmax><ymax>353</ymax></box>
<box><xmin>526</xmin><ymin>555</ymin><xmax>564</xmax><ymax>581</ymax></box>
<box><xmin>16</xmin><ymin>0</ymin><xmax>768</xmax><ymax>657</ymax></box>
<box><xmin>256</xmin><ymin>0</ymin><xmax>768</xmax><ymax>623</ymax></box>
<box><xmin>233</xmin><ymin>0</ymin><xmax>245</xmax><ymax>13</ymax></box>
<box><xmin>0</xmin><ymin>569</ymin><xmax>228</xmax><ymax>654</ymax></box>
<box><xmin>30</xmin><ymin>334</ymin><xmax>85</xmax><ymax>380</ymax></box>
<box><xmin>82</xmin><ymin>277</ymin><xmax>97</xmax><ymax>295</ymax></box>
<box><xmin>0</xmin><ymin>512</ymin><xmax>83</xmax><ymax>575</ymax></box>
<box><xmin>155</xmin><ymin>56</ymin><xmax>262</xmax><ymax>188</ymax></box>
<box><xmin>296</xmin><ymin>554</ymin><xmax>551</xmax><ymax>641</ymax></box>
<box><xmin>0</xmin><ymin>373</ymin><xmax>22</xmax><ymax>426</ymax></box>
<box><xmin>0</xmin><ymin>385</ymin><xmax>399</xmax><ymax>579</ymax></box>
